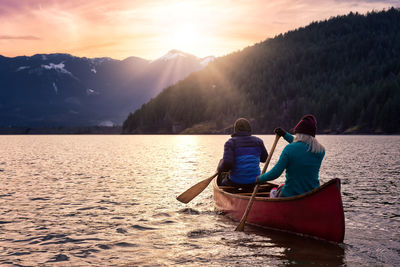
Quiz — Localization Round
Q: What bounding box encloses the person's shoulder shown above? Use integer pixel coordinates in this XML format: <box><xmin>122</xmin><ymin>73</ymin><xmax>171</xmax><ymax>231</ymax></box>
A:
<box><xmin>225</xmin><ymin>137</ymin><xmax>235</xmax><ymax>146</ymax></box>
<box><xmin>247</xmin><ymin>135</ymin><xmax>264</xmax><ymax>145</ymax></box>
<box><xmin>284</xmin><ymin>141</ymin><xmax>302</xmax><ymax>151</ymax></box>
<box><xmin>249</xmin><ymin>135</ymin><xmax>263</xmax><ymax>142</ymax></box>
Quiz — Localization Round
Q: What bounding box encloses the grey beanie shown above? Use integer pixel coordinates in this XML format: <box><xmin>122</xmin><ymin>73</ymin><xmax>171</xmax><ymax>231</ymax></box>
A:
<box><xmin>233</xmin><ymin>118</ymin><xmax>251</xmax><ymax>133</ymax></box>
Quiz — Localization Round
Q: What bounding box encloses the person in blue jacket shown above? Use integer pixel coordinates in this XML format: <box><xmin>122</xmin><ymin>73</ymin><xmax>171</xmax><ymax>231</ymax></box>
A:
<box><xmin>257</xmin><ymin>114</ymin><xmax>325</xmax><ymax>197</ymax></box>
<box><xmin>217</xmin><ymin>118</ymin><xmax>268</xmax><ymax>189</ymax></box>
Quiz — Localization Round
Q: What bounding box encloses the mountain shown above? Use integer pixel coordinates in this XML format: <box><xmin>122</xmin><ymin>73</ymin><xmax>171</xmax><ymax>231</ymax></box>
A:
<box><xmin>0</xmin><ymin>50</ymin><xmax>215</xmax><ymax>127</ymax></box>
<box><xmin>123</xmin><ymin>8</ymin><xmax>400</xmax><ymax>134</ymax></box>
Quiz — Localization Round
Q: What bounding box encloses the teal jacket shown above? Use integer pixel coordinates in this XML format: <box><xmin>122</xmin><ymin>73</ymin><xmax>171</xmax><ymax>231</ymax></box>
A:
<box><xmin>258</xmin><ymin>133</ymin><xmax>324</xmax><ymax>197</ymax></box>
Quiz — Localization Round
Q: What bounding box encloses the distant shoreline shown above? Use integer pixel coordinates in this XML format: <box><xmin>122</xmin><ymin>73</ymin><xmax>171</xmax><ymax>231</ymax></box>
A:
<box><xmin>0</xmin><ymin>126</ymin><xmax>122</xmax><ymax>135</ymax></box>
<box><xmin>0</xmin><ymin>127</ymin><xmax>397</xmax><ymax>135</ymax></box>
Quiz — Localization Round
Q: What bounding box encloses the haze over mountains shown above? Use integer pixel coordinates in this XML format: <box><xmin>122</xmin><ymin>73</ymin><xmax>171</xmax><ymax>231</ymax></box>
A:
<box><xmin>0</xmin><ymin>50</ymin><xmax>214</xmax><ymax>127</ymax></box>
<box><xmin>123</xmin><ymin>8</ymin><xmax>400</xmax><ymax>134</ymax></box>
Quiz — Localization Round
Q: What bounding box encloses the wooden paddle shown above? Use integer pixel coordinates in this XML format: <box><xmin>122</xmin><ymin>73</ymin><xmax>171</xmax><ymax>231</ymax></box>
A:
<box><xmin>176</xmin><ymin>172</ymin><xmax>218</xmax><ymax>204</ymax></box>
<box><xmin>235</xmin><ymin>134</ymin><xmax>281</xmax><ymax>231</ymax></box>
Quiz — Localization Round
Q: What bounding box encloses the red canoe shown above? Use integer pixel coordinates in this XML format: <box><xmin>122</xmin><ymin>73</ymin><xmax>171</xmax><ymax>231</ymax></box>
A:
<box><xmin>213</xmin><ymin>178</ymin><xmax>345</xmax><ymax>243</ymax></box>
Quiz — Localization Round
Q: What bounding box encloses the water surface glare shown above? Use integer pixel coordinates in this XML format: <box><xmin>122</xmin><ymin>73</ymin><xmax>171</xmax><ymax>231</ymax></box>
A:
<box><xmin>0</xmin><ymin>135</ymin><xmax>399</xmax><ymax>266</ymax></box>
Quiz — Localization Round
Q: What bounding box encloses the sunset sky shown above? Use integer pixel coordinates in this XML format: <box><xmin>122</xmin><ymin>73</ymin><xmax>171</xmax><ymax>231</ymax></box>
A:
<box><xmin>1</xmin><ymin>0</ymin><xmax>399</xmax><ymax>60</ymax></box>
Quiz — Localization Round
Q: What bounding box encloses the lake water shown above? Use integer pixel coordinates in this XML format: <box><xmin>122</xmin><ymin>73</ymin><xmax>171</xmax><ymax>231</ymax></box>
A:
<box><xmin>0</xmin><ymin>135</ymin><xmax>399</xmax><ymax>266</ymax></box>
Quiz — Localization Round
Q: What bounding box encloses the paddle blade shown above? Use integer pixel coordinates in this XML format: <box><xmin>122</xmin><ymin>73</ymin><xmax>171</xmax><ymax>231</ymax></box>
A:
<box><xmin>235</xmin><ymin>134</ymin><xmax>281</xmax><ymax>232</ymax></box>
<box><xmin>235</xmin><ymin>184</ymin><xmax>260</xmax><ymax>232</ymax></box>
<box><xmin>235</xmin><ymin>220</ymin><xmax>246</xmax><ymax>232</ymax></box>
<box><xmin>176</xmin><ymin>173</ymin><xmax>218</xmax><ymax>204</ymax></box>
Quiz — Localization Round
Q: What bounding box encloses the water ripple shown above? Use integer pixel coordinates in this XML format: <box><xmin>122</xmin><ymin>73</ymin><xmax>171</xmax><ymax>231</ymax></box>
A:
<box><xmin>131</xmin><ymin>224</ymin><xmax>157</xmax><ymax>231</ymax></box>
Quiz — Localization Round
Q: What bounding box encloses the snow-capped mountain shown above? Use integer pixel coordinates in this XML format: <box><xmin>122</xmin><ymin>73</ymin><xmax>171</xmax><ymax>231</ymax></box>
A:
<box><xmin>153</xmin><ymin>49</ymin><xmax>192</xmax><ymax>61</ymax></box>
<box><xmin>152</xmin><ymin>49</ymin><xmax>215</xmax><ymax>64</ymax></box>
<box><xmin>0</xmin><ymin>50</ymin><xmax>215</xmax><ymax>127</ymax></box>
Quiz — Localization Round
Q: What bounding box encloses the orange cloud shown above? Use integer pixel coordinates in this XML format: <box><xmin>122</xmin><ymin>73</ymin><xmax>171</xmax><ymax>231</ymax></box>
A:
<box><xmin>0</xmin><ymin>35</ymin><xmax>41</xmax><ymax>40</ymax></box>
<box><xmin>0</xmin><ymin>0</ymin><xmax>398</xmax><ymax>59</ymax></box>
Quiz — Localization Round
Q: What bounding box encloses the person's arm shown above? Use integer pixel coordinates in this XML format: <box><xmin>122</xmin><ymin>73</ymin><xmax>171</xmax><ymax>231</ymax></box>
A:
<box><xmin>275</xmin><ymin>127</ymin><xmax>294</xmax><ymax>144</ymax></box>
<box><xmin>283</xmin><ymin>132</ymin><xmax>294</xmax><ymax>143</ymax></box>
<box><xmin>259</xmin><ymin>140</ymin><xmax>268</xmax><ymax>163</ymax></box>
<box><xmin>217</xmin><ymin>140</ymin><xmax>234</xmax><ymax>172</ymax></box>
<box><xmin>257</xmin><ymin>148</ymin><xmax>289</xmax><ymax>182</ymax></box>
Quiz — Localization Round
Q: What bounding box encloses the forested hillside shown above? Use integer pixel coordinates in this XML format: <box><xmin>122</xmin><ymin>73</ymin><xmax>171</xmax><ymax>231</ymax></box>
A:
<box><xmin>123</xmin><ymin>8</ymin><xmax>400</xmax><ymax>134</ymax></box>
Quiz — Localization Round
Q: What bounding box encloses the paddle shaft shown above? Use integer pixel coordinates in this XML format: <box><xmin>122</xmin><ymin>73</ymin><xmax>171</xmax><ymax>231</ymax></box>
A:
<box><xmin>235</xmin><ymin>134</ymin><xmax>281</xmax><ymax>231</ymax></box>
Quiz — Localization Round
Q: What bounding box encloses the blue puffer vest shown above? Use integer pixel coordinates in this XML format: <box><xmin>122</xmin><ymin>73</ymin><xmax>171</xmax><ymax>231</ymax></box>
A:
<box><xmin>218</xmin><ymin>132</ymin><xmax>268</xmax><ymax>184</ymax></box>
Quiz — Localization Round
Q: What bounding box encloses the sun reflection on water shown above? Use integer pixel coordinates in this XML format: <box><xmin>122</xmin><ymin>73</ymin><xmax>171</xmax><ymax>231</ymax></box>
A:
<box><xmin>171</xmin><ymin>135</ymin><xmax>202</xmax><ymax>187</ymax></box>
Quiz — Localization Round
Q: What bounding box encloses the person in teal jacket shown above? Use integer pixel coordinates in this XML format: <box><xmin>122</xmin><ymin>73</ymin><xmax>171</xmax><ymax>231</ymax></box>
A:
<box><xmin>256</xmin><ymin>114</ymin><xmax>325</xmax><ymax>197</ymax></box>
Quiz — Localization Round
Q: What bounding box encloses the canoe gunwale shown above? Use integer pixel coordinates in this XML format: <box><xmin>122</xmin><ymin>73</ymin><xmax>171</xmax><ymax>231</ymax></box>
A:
<box><xmin>213</xmin><ymin>178</ymin><xmax>341</xmax><ymax>202</ymax></box>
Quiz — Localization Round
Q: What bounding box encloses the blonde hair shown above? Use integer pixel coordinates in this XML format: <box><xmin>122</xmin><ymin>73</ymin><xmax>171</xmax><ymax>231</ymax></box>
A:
<box><xmin>294</xmin><ymin>133</ymin><xmax>325</xmax><ymax>154</ymax></box>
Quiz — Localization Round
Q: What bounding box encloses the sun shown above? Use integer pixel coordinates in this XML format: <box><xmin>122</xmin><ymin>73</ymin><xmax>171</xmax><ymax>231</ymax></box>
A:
<box><xmin>168</xmin><ymin>24</ymin><xmax>202</xmax><ymax>55</ymax></box>
<box><xmin>151</xmin><ymin>2</ymin><xmax>219</xmax><ymax>58</ymax></box>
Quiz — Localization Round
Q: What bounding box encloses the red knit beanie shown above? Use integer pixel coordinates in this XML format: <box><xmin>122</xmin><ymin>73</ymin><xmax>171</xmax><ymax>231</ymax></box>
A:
<box><xmin>294</xmin><ymin>114</ymin><xmax>317</xmax><ymax>137</ymax></box>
